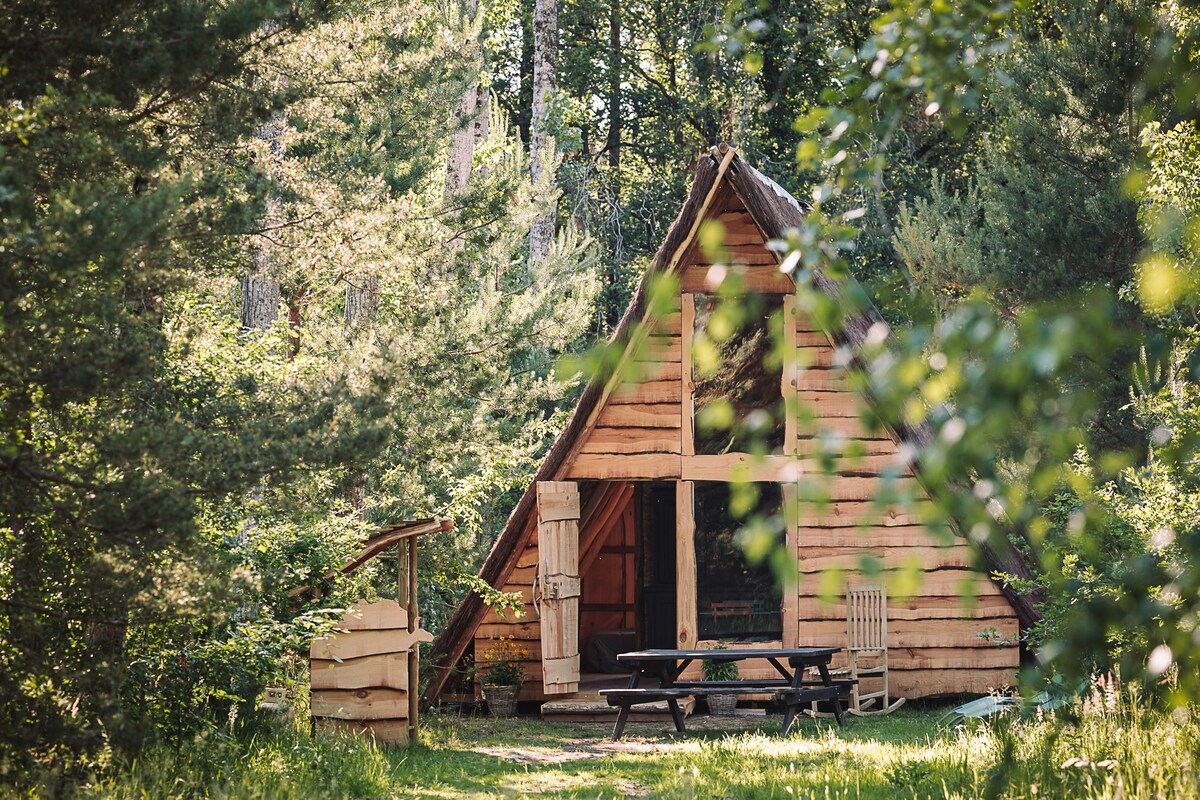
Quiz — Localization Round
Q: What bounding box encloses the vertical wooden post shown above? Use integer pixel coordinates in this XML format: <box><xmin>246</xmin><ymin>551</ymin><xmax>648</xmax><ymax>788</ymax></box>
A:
<box><xmin>681</xmin><ymin>293</ymin><xmax>695</xmax><ymax>457</ymax></box>
<box><xmin>407</xmin><ymin>537</ymin><xmax>419</xmax><ymax>742</ymax></box>
<box><xmin>782</xmin><ymin>295</ymin><xmax>798</xmax><ymax>457</ymax></box>
<box><xmin>781</xmin><ymin>483</ymin><xmax>799</xmax><ymax>648</ymax></box>
<box><xmin>782</xmin><ymin>294</ymin><xmax>800</xmax><ymax>648</ymax></box>
<box><xmin>676</xmin><ymin>480</ymin><xmax>696</xmax><ymax>648</ymax></box>
<box><xmin>397</xmin><ymin>540</ymin><xmax>410</xmax><ymax>607</ymax></box>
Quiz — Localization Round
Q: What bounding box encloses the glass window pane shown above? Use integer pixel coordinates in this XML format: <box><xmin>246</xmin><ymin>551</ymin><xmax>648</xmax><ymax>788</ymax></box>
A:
<box><xmin>692</xmin><ymin>293</ymin><xmax>786</xmax><ymax>455</ymax></box>
<box><xmin>694</xmin><ymin>481</ymin><xmax>784</xmax><ymax>642</ymax></box>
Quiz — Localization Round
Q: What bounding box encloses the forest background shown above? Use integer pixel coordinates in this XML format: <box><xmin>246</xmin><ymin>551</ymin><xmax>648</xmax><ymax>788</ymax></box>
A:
<box><xmin>3</xmin><ymin>0</ymin><xmax>1200</xmax><ymax>781</ymax></box>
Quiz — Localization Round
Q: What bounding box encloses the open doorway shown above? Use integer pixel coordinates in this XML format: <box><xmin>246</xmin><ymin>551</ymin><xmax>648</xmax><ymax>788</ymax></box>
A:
<box><xmin>637</xmin><ymin>482</ymin><xmax>677</xmax><ymax>649</ymax></box>
<box><xmin>574</xmin><ymin>480</ymin><xmax>678</xmax><ymax>693</ymax></box>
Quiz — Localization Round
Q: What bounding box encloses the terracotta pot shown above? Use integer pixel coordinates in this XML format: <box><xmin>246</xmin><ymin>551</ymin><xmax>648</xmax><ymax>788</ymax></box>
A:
<box><xmin>707</xmin><ymin>693</ymin><xmax>738</xmax><ymax>716</ymax></box>
<box><xmin>483</xmin><ymin>684</ymin><xmax>519</xmax><ymax>717</ymax></box>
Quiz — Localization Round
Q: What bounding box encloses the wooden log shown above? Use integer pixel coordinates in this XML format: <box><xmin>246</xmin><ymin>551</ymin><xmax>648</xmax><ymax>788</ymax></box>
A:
<box><xmin>793</xmin><ymin>392</ymin><xmax>869</xmax><ymax>418</ymax></box>
<box><xmin>887</xmin><ymin>646</ymin><xmax>1019</xmax><ymax>670</ymax></box>
<box><xmin>797</xmin><ymin>595</ymin><xmax>1017</xmax><ymax>620</ymax></box>
<box><xmin>797</xmin><ymin>525</ymin><xmax>960</xmax><ymax>548</ymax></box>
<box><xmin>612</xmin><ymin>359</ymin><xmax>681</xmax><ymax>384</ymax></box>
<box><xmin>595</xmin><ymin>403</ymin><xmax>682</xmax><ymax>429</ymax></box>
<box><xmin>565</xmin><ymin>453</ymin><xmax>681</xmax><ymax>480</ymax></box>
<box><xmin>795</xmin><ymin>569</ymin><xmax>1007</xmax><ymax>598</ymax></box>
<box><xmin>794</xmin><ymin>345</ymin><xmax>857</xmax><ymax>370</ymax></box>
<box><xmin>719</xmin><ymin>229</ymin><xmax>768</xmax><ymax>246</ymax></box>
<box><xmin>504</xmin><ymin>564</ymin><xmax>537</xmax><ymax>586</ymax></box>
<box><xmin>793</xmin><ymin>439</ymin><xmax>900</xmax><ymax>458</ymax></box>
<box><xmin>477</xmin><ymin>622</ymin><xmax>542</xmax><ymax>640</ymax></box>
<box><xmin>311</xmin><ymin>688</ymin><xmax>409</xmax><ymax>720</ymax></box>
<box><xmin>516</xmin><ymin>544</ymin><xmax>540</xmax><ymax>569</ymax></box>
<box><xmin>793</xmin><ymin>376</ymin><xmax>852</xmax><ymax>392</ymax></box>
<box><xmin>314</xmin><ymin>718</ymin><xmax>409</xmax><ymax>745</ymax></box>
<box><xmin>796</xmin><ymin>547</ymin><xmax>972</xmax><ymax>573</ymax></box>
<box><xmin>888</xmin><ymin>668</ymin><xmax>1018</xmax><ymax>697</ymax></box>
<box><xmin>610</xmin><ymin>380</ymin><xmax>681</xmax><ymax>405</ymax></box>
<box><xmin>680</xmin><ymin>264</ymin><xmax>792</xmax><ymax>293</ymax></box>
<box><xmin>578</xmin><ymin>427</ymin><xmax>683</xmax><ymax>455</ymax></box>
<box><xmin>652</xmin><ymin>311</ymin><xmax>682</xmax><ymax>336</ymax></box>
<box><xmin>690</xmin><ymin>250</ymin><xmax>778</xmax><ymax>267</ymax></box>
<box><xmin>795</xmin><ymin>417</ymin><xmax>893</xmax><ymax>440</ymax></box>
<box><xmin>795</xmin><ymin>331</ymin><xmax>834</xmax><ymax>348</ymax></box>
<box><xmin>311</xmin><ymin>653</ymin><xmax>410</xmax><ymax>690</ymax></box>
<box><xmin>680</xmin><ymin>453</ymin><xmax>794</xmax><ymax>481</ymax></box>
<box><xmin>311</xmin><ymin>628</ymin><xmax>433</xmax><ymax>661</ymax></box>
<box><xmin>796</xmin><ymin>618</ymin><xmax>1017</xmax><ymax>648</ymax></box>
<box><xmin>333</xmin><ymin>599</ymin><xmax>409</xmax><ymax>631</ymax></box>
<box><xmin>632</xmin><ymin>336</ymin><xmax>682</xmax><ymax>363</ymax></box>
<box><xmin>801</xmin><ymin>503</ymin><xmax>930</xmax><ymax>528</ymax></box>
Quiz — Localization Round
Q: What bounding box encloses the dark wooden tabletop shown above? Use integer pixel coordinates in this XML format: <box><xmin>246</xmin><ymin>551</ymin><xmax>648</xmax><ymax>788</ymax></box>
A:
<box><xmin>616</xmin><ymin>647</ymin><xmax>838</xmax><ymax>662</ymax></box>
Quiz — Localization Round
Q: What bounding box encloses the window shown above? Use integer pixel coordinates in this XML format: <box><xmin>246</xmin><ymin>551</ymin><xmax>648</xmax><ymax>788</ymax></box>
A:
<box><xmin>694</xmin><ymin>481</ymin><xmax>784</xmax><ymax>642</ymax></box>
<box><xmin>692</xmin><ymin>293</ymin><xmax>786</xmax><ymax>455</ymax></box>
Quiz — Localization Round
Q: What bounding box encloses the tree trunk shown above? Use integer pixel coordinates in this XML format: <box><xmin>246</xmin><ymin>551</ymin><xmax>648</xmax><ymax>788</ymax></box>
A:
<box><xmin>444</xmin><ymin>0</ymin><xmax>489</xmax><ymax>202</ymax></box>
<box><xmin>241</xmin><ymin>101</ymin><xmax>284</xmax><ymax>331</ymax></box>
<box><xmin>240</xmin><ymin>273</ymin><xmax>280</xmax><ymax>330</ymax></box>
<box><xmin>528</xmin><ymin>0</ymin><xmax>558</xmax><ymax>268</ymax></box>
<box><xmin>607</xmin><ymin>0</ymin><xmax>620</xmax><ymax>172</ymax></box>
<box><xmin>345</xmin><ymin>274</ymin><xmax>379</xmax><ymax>330</ymax></box>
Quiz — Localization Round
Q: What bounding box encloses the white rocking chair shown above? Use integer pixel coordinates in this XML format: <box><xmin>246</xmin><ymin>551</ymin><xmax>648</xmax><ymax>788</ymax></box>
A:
<box><xmin>810</xmin><ymin>584</ymin><xmax>906</xmax><ymax>717</ymax></box>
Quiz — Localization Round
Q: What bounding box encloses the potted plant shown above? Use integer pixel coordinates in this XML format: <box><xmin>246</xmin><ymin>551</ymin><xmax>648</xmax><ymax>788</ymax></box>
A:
<box><xmin>702</xmin><ymin>644</ymin><xmax>740</xmax><ymax>715</ymax></box>
<box><xmin>471</xmin><ymin>636</ymin><xmax>527</xmax><ymax>717</ymax></box>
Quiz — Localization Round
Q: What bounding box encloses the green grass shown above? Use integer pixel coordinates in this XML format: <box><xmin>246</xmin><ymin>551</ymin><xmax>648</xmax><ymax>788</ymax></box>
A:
<box><xmin>13</xmin><ymin>696</ymin><xmax>1200</xmax><ymax>799</ymax></box>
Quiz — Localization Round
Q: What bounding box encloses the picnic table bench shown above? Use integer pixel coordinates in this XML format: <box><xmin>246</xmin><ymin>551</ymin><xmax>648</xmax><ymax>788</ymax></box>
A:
<box><xmin>599</xmin><ymin>647</ymin><xmax>853</xmax><ymax>740</ymax></box>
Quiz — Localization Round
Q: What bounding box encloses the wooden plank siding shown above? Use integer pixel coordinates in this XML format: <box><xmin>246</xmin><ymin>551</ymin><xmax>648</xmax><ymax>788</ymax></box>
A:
<box><xmin>785</xmin><ymin>300</ymin><xmax>1019</xmax><ymax>692</ymax></box>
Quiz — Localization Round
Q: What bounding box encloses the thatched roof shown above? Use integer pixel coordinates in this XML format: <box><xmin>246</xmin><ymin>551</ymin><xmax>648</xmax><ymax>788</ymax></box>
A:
<box><xmin>420</xmin><ymin>144</ymin><xmax>1039</xmax><ymax>707</ymax></box>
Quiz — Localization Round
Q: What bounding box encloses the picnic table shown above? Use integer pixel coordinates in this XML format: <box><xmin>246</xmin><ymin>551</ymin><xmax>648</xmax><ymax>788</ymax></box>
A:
<box><xmin>599</xmin><ymin>647</ymin><xmax>853</xmax><ymax>740</ymax></box>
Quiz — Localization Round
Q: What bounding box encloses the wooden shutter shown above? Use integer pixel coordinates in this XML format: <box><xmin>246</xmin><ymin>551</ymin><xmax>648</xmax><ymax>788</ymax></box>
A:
<box><xmin>536</xmin><ymin>481</ymin><xmax>581</xmax><ymax>694</ymax></box>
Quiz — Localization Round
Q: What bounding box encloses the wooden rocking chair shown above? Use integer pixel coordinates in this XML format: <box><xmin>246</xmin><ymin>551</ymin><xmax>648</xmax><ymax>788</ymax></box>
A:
<box><xmin>809</xmin><ymin>584</ymin><xmax>906</xmax><ymax>717</ymax></box>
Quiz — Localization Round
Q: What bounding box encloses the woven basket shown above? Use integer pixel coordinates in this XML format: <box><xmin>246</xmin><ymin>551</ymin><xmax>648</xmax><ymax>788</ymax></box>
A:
<box><xmin>708</xmin><ymin>693</ymin><xmax>738</xmax><ymax>716</ymax></box>
<box><xmin>484</xmin><ymin>684</ymin><xmax>519</xmax><ymax>718</ymax></box>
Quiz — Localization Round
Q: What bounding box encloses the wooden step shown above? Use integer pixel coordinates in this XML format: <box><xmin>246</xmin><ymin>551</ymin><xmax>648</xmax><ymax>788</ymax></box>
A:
<box><xmin>540</xmin><ymin>695</ymin><xmax>696</xmax><ymax>723</ymax></box>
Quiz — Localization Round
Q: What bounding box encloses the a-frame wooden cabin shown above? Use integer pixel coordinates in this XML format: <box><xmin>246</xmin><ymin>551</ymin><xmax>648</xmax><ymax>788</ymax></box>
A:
<box><xmin>423</xmin><ymin>144</ymin><xmax>1029</xmax><ymax>706</ymax></box>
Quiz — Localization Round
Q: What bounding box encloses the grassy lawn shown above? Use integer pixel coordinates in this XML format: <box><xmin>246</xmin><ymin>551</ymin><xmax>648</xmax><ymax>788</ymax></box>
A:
<box><xmin>396</xmin><ymin>706</ymin><xmax>980</xmax><ymax>799</ymax></box>
<box><xmin>54</xmin><ymin>696</ymin><xmax>1200</xmax><ymax>799</ymax></box>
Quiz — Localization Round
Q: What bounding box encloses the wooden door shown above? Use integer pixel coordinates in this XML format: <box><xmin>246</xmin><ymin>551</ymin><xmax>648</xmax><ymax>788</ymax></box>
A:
<box><xmin>536</xmin><ymin>481</ymin><xmax>581</xmax><ymax>694</ymax></box>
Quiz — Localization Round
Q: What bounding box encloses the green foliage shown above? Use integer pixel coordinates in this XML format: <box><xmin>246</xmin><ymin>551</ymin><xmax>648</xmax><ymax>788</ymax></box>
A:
<box><xmin>701</xmin><ymin>645</ymin><xmax>740</xmax><ymax>682</ymax></box>
<box><xmin>0</xmin><ymin>0</ymin><xmax>598</xmax><ymax>771</ymax></box>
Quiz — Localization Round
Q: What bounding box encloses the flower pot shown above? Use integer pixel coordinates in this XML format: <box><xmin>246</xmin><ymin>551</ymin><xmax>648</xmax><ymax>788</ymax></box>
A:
<box><xmin>708</xmin><ymin>693</ymin><xmax>738</xmax><ymax>716</ymax></box>
<box><xmin>483</xmin><ymin>684</ymin><xmax>519</xmax><ymax>718</ymax></box>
